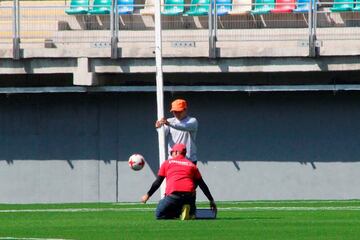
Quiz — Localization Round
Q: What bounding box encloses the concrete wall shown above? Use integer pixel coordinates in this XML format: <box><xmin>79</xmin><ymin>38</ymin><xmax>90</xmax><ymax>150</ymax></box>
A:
<box><xmin>1</xmin><ymin>92</ymin><xmax>360</xmax><ymax>203</ymax></box>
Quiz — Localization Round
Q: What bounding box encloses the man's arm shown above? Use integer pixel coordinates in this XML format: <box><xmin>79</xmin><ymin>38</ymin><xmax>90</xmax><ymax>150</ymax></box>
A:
<box><xmin>196</xmin><ymin>178</ymin><xmax>217</xmax><ymax>212</ymax></box>
<box><xmin>141</xmin><ymin>176</ymin><xmax>165</xmax><ymax>203</ymax></box>
<box><xmin>155</xmin><ymin>118</ymin><xmax>170</xmax><ymax>135</ymax></box>
<box><xmin>168</xmin><ymin>117</ymin><xmax>198</xmax><ymax>132</ymax></box>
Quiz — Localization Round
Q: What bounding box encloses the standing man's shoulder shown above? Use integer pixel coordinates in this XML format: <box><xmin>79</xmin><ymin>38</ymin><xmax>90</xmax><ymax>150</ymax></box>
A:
<box><xmin>183</xmin><ymin>115</ymin><xmax>198</xmax><ymax>123</ymax></box>
<box><xmin>185</xmin><ymin>116</ymin><xmax>198</xmax><ymax>128</ymax></box>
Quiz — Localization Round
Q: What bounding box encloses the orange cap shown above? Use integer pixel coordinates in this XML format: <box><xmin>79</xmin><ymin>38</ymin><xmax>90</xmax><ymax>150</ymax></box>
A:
<box><xmin>170</xmin><ymin>99</ymin><xmax>187</xmax><ymax>112</ymax></box>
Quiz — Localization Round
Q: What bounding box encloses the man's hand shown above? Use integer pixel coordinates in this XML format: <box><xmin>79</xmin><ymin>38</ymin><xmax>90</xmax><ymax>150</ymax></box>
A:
<box><xmin>210</xmin><ymin>200</ymin><xmax>217</xmax><ymax>212</ymax></box>
<box><xmin>155</xmin><ymin>118</ymin><xmax>169</xmax><ymax>128</ymax></box>
<box><xmin>141</xmin><ymin>194</ymin><xmax>150</xmax><ymax>203</ymax></box>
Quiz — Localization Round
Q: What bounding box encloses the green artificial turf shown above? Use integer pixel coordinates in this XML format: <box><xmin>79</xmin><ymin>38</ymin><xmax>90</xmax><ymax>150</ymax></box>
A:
<box><xmin>0</xmin><ymin>200</ymin><xmax>359</xmax><ymax>240</ymax></box>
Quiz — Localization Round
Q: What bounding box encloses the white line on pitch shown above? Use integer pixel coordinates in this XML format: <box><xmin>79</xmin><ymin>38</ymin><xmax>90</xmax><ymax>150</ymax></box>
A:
<box><xmin>219</xmin><ymin>206</ymin><xmax>360</xmax><ymax>211</ymax></box>
<box><xmin>1</xmin><ymin>206</ymin><xmax>360</xmax><ymax>213</ymax></box>
<box><xmin>0</xmin><ymin>238</ymin><xmax>72</xmax><ymax>240</ymax></box>
<box><xmin>218</xmin><ymin>200</ymin><xmax>360</xmax><ymax>204</ymax></box>
<box><xmin>0</xmin><ymin>208</ymin><xmax>155</xmax><ymax>213</ymax></box>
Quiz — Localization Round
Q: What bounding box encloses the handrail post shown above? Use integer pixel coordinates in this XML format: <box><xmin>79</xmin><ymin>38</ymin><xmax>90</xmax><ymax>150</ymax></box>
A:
<box><xmin>308</xmin><ymin>0</ymin><xmax>314</xmax><ymax>56</ymax></box>
<box><xmin>214</xmin><ymin>1</ymin><xmax>218</xmax><ymax>54</ymax></box>
<box><xmin>12</xmin><ymin>0</ymin><xmax>20</xmax><ymax>59</ymax></box>
<box><xmin>309</xmin><ymin>0</ymin><xmax>318</xmax><ymax>57</ymax></box>
<box><xmin>313</xmin><ymin>0</ymin><xmax>319</xmax><ymax>56</ymax></box>
<box><xmin>209</xmin><ymin>2</ymin><xmax>216</xmax><ymax>58</ymax></box>
<box><xmin>111</xmin><ymin>0</ymin><xmax>119</xmax><ymax>59</ymax></box>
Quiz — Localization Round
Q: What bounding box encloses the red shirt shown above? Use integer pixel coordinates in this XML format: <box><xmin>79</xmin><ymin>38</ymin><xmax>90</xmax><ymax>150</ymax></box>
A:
<box><xmin>158</xmin><ymin>155</ymin><xmax>202</xmax><ymax>195</ymax></box>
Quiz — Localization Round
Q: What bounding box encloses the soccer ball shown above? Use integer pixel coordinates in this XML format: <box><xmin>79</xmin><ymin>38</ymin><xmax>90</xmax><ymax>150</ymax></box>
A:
<box><xmin>128</xmin><ymin>154</ymin><xmax>145</xmax><ymax>171</ymax></box>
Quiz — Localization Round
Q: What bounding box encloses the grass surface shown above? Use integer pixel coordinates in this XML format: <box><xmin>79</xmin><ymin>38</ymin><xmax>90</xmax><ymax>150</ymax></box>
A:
<box><xmin>0</xmin><ymin>200</ymin><xmax>360</xmax><ymax>240</ymax></box>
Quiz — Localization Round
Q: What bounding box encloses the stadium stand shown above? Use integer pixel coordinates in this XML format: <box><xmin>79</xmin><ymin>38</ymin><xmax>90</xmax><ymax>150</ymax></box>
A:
<box><xmin>88</xmin><ymin>0</ymin><xmax>112</xmax><ymax>14</ymax></box>
<box><xmin>330</xmin><ymin>0</ymin><xmax>354</xmax><ymax>12</ymax></box>
<box><xmin>184</xmin><ymin>0</ymin><xmax>211</xmax><ymax>16</ymax></box>
<box><xmin>251</xmin><ymin>0</ymin><xmax>275</xmax><ymax>14</ymax></box>
<box><xmin>118</xmin><ymin>0</ymin><xmax>134</xmax><ymax>14</ymax></box>
<box><xmin>293</xmin><ymin>0</ymin><xmax>310</xmax><ymax>13</ymax></box>
<box><xmin>162</xmin><ymin>0</ymin><xmax>185</xmax><ymax>16</ymax></box>
<box><xmin>271</xmin><ymin>0</ymin><xmax>296</xmax><ymax>13</ymax></box>
<box><xmin>215</xmin><ymin>0</ymin><xmax>232</xmax><ymax>15</ymax></box>
<box><xmin>65</xmin><ymin>0</ymin><xmax>89</xmax><ymax>14</ymax></box>
<box><xmin>228</xmin><ymin>0</ymin><xmax>252</xmax><ymax>15</ymax></box>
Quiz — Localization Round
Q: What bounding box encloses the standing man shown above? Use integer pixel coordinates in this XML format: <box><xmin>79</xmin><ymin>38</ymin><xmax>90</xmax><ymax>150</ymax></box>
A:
<box><xmin>155</xmin><ymin>99</ymin><xmax>198</xmax><ymax>163</ymax></box>
<box><xmin>141</xmin><ymin>144</ymin><xmax>217</xmax><ymax>220</ymax></box>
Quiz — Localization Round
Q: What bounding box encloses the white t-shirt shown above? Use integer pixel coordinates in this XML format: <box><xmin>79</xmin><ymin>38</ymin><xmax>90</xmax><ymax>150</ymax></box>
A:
<box><xmin>163</xmin><ymin>116</ymin><xmax>198</xmax><ymax>162</ymax></box>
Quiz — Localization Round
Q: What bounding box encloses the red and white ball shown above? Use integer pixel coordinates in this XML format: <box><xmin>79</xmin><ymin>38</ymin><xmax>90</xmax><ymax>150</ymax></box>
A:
<box><xmin>128</xmin><ymin>154</ymin><xmax>145</xmax><ymax>171</ymax></box>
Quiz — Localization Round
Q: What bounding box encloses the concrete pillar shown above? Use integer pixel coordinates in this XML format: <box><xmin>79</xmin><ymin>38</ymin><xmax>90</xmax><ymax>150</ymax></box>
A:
<box><xmin>73</xmin><ymin>58</ymin><xmax>98</xmax><ymax>86</ymax></box>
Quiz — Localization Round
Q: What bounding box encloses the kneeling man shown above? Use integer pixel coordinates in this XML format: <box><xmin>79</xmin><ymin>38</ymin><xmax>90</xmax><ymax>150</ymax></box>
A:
<box><xmin>141</xmin><ymin>144</ymin><xmax>217</xmax><ymax>219</ymax></box>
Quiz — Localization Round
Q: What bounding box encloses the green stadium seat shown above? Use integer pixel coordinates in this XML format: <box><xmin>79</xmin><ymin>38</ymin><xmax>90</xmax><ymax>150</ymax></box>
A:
<box><xmin>251</xmin><ymin>0</ymin><xmax>275</xmax><ymax>14</ymax></box>
<box><xmin>162</xmin><ymin>0</ymin><xmax>185</xmax><ymax>16</ymax></box>
<box><xmin>184</xmin><ymin>0</ymin><xmax>211</xmax><ymax>16</ymax></box>
<box><xmin>65</xmin><ymin>0</ymin><xmax>89</xmax><ymax>15</ymax></box>
<box><xmin>330</xmin><ymin>0</ymin><xmax>353</xmax><ymax>12</ymax></box>
<box><xmin>88</xmin><ymin>0</ymin><xmax>112</xmax><ymax>14</ymax></box>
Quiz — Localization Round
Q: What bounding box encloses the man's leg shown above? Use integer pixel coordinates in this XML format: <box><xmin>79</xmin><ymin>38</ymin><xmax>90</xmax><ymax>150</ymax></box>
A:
<box><xmin>155</xmin><ymin>196</ymin><xmax>182</xmax><ymax>219</ymax></box>
<box><xmin>180</xmin><ymin>195</ymin><xmax>196</xmax><ymax>220</ymax></box>
<box><xmin>180</xmin><ymin>204</ymin><xmax>191</xmax><ymax>220</ymax></box>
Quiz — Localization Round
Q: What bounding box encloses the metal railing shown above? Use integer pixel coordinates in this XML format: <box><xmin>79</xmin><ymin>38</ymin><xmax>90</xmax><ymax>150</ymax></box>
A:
<box><xmin>1</xmin><ymin>0</ymin><xmax>360</xmax><ymax>58</ymax></box>
<box><xmin>314</xmin><ymin>1</ymin><xmax>360</xmax><ymax>55</ymax></box>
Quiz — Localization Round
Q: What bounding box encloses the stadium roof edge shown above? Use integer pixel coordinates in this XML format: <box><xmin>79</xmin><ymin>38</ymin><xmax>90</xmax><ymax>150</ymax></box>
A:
<box><xmin>0</xmin><ymin>85</ymin><xmax>360</xmax><ymax>94</ymax></box>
